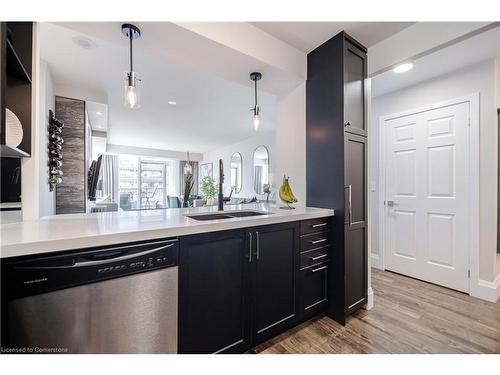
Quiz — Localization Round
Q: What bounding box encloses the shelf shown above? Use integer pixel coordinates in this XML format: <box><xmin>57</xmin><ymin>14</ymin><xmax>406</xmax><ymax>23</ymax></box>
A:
<box><xmin>6</xmin><ymin>38</ymin><xmax>32</xmax><ymax>83</ymax></box>
<box><xmin>0</xmin><ymin>144</ymin><xmax>30</xmax><ymax>158</ymax></box>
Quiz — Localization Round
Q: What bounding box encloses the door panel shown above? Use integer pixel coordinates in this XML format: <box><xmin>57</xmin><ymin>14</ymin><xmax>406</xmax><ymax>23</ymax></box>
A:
<box><xmin>178</xmin><ymin>231</ymin><xmax>250</xmax><ymax>353</ymax></box>
<box><xmin>346</xmin><ymin>227</ymin><xmax>366</xmax><ymax>311</ymax></box>
<box><xmin>344</xmin><ymin>43</ymin><xmax>367</xmax><ymax>136</ymax></box>
<box><xmin>384</xmin><ymin>102</ymin><xmax>469</xmax><ymax>292</ymax></box>
<box><xmin>253</xmin><ymin>225</ymin><xmax>297</xmax><ymax>342</ymax></box>
<box><xmin>344</xmin><ymin>133</ymin><xmax>367</xmax><ymax>312</ymax></box>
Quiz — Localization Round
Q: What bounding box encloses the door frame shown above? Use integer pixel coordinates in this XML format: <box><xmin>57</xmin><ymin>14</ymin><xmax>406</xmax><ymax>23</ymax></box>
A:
<box><xmin>377</xmin><ymin>93</ymin><xmax>479</xmax><ymax>295</ymax></box>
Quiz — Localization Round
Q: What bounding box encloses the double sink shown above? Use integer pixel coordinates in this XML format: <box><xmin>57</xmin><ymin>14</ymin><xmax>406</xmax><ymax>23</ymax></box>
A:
<box><xmin>186</xmin><ymin>210</ymin><xmax>271</xmax><ymax>221</ymax></box>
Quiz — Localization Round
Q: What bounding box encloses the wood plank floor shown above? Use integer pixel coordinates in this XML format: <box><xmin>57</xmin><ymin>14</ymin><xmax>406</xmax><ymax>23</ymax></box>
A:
<box><xmin>252</xmin><ymin>268</ymin><xmax>500</xmax><ymax>354</ymax></box>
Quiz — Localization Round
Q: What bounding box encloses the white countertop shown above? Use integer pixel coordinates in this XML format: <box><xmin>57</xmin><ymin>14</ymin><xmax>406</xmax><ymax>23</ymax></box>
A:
<box><xmin>0</xmin><ymin>204</ymin><xmax>334</xmax><ymax>259</ymax></box>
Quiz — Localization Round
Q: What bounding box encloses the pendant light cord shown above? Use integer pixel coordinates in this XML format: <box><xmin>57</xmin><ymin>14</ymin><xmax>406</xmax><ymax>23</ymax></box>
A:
<box><xmin>129</xmin><ymin>32</ymin><xmax>133</xmax><ymax>73</ymax></box>
<box><xmin>254</xmin><ymin>78</ymin><xmax>258</xmax><ymax>108</ymax></box>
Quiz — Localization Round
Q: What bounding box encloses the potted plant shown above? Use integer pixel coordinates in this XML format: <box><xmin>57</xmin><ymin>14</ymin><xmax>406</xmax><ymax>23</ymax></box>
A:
<box><xmin>200</xmin><ymin>176</ymin><xmax>217</xmax><ymax>205</ymax></box>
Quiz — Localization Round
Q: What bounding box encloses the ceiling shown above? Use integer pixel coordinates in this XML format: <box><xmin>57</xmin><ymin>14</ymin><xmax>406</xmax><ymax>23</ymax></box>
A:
<box><xmin>40</xmin><ymin>22</ymin><xmax>277</xmax><ymax>154</ymax></box>
<box><xmin>372</xmin><ymin>26</ymin><xmax>500</xmax><ymax>98</ymax></box>
<box><xmin>251</xmin><ymin>22</ymin><xmax>414</xmax><ymax>53</ymax></box>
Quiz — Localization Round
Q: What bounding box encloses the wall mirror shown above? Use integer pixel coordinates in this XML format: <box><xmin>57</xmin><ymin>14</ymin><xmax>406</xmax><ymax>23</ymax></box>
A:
<box><xmin>230</xmin><ymin>152</ymin><xmax>243</xmax><ymax>193</ymax></box>
<box><xmin>253</xmin><ymin>146</ymin><xmax>269</xmax><ymax>194</ymax></box>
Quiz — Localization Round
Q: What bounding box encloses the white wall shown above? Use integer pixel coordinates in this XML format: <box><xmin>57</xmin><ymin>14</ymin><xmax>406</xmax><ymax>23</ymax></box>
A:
<box><xmin>371</xmin><ymin>59</ymin><xmax>498</xmax><ymax>282</ymax></box>
<box><xmin>276</xmin><ymin>82</ymin><xmax>307</xmax><ymax>206</ymax></box>
<box><xmin>202</xmin><ymin>131</ymin><xmax>276</xmax><ymax>199</ymax></box>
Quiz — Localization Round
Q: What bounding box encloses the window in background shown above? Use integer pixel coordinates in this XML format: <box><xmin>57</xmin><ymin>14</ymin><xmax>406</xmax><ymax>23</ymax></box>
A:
<box><xmin>140</xmin><ymin>160</ymin><xmax>169</xmax><ymax>209</ymax></box>
<box><xmin>118</xmin><ymin>155</ymin><xmax>139</xmax><ymax>210</ymax></box>
<box><xmin>118</xmin><ymin>155</ymin><xmax>172</xmax><ymax>210</ymax></box>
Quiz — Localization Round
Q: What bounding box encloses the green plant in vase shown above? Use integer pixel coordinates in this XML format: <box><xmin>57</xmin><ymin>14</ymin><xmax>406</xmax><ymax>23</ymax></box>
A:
<box><xmin>200</xmin><ymin>176</ymin><xmax>217</xmax><ymax>205</ymax></box>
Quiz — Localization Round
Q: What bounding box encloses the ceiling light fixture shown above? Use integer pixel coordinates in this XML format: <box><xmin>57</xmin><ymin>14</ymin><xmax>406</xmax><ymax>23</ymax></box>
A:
<box><xmin>71</xmin><ymin>36</ymin><xmax>96</xmax><ymax>50</ymax></box>
<box><xmin>184</xmin><ymin>152</ymin><xmax>193</xmax><ymax>175</ymax></box>
<box><xmin>250</xmin><ymin>72</ymin><xmax>262</xmax><ymax>131</ymax></box>
<box><xmin>168</xmin><ymin>101</ymin><xmax>177</xmax><ymax>105</ymax></box>
<box><xmin>121</xmin><ymin>23</ymin><xmax>141</xmax><ymax>109</ymax></box>
<box><xmin>393</xmin><ymin>62</ymin><xmax>414</xmax><ymax>73</ymax></box>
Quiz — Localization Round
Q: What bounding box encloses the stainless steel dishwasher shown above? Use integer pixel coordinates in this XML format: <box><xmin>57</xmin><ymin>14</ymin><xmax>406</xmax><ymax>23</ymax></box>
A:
<box><xmin>2</xmin><ymin>238</ymin><xmax>178</xmax><ymax>354</ymax></box>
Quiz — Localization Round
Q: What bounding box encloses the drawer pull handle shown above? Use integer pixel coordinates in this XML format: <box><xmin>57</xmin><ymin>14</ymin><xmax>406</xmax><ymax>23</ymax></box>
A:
<box><xmin>310</xmin><ymin>254</ymin><xmax>327</xmax><ymax>261</ymax></box>
<box><xmin>311</xmin><ymin>265</ymin><xmax>327</xmax><ymax>273</ymax></box>
<box><xmin>311</xmin><ymin>238</ymin><xmax>327</xmax><ymax>245</ymax></box>
<box><xmin>311</xmin><ymin>223</ymin><xmax>327</xmax><ymax>228</ymax></box>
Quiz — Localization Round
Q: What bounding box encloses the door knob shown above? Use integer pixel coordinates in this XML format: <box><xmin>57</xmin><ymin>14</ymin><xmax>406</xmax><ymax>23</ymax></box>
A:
<box><xmin>344</xmin><ymin>121</ymin><xmax>351</xmax><ymax>127</ymax></box>
<box><xmin>387</xmin><ymin>200</ymin><xmax>399</xmax><ymax>207</ymax></box>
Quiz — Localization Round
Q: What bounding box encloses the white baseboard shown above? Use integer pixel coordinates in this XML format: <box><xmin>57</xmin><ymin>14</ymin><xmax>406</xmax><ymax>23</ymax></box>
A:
<box><xmin>371</xmin><ymin>253</ymin><xmax>382</xmax><ymax>270</ymax></box>
<box><xmin>364</xmin><ymin>287</ymin><xmax>374</xmax><ymax>310</ymax></box>
<box><xmin>471</xmin><ymin>272</ymin><xmax>500</xmax><ymax>302</ymax></box>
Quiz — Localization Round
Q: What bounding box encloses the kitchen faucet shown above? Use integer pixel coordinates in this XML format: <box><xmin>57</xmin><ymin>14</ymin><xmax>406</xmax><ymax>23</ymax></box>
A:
<box><xmin>218</xmin><ymin>159</ymin><xmax>224</xmax><ymax>211</ymax></box>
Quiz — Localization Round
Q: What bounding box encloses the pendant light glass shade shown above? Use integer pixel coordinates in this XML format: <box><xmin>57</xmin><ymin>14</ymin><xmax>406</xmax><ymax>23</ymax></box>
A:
<box><xmin>252</xmin><ymin>105</ymin><xmax>260</xmax><ymax>131</ymax></box>
<box><xmin>124</xmin><ymin>72</ymin><xmax>140</xmax><ymax>109</ymax></box>
<box><xmin>184</xmin><ymin>152</ymin><xmax>193</xmax><ymax>175</ymax></box>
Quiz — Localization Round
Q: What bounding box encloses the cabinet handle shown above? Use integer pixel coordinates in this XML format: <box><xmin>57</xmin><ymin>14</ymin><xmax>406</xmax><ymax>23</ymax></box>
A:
<box><xmin>256</xmin><ymin>231</ymin><xmax>260</xmax><ymax>260</ymax></box>
<box><xmin>311</xmin><ymin>223</ymin><xmax>327</xmax><ymax>228</ymax></box>
<box><xmin>311</xmin><ymin>238</ymin><xmax>327</xmax><ymax>245</ymax></box>
<box><xmin>348</xmin><ymin>184</ymin><xmax>352</xmax><ymax>227</ymax></box>
<box><xmin>344</xmin><ymin>121</ymin><xmax>351</xmax><ymax>127</ymax></box>
<box><xmin>310</xmin><ymin>254</ymin><xmax>327</xmax><ymax>261</ymax></box>
<box><xmin>248</xmin><ymin>233</ymin><xmax>253</xmax><ymax>263</ymax></box>
<box><xmin>311</xmin><ymin>265</ymin><xmax>327</xmax><ymax>273</ymax></box>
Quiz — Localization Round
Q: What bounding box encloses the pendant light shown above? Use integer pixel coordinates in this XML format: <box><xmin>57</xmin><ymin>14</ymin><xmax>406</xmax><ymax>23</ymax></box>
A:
<box><xmin>121</xmin><ymin>24</ymin><xmax>141</xmax><ymax>109</ymax></box>
<box><xmin>184</xmin><ymin>152</ymin><xmax>193</xmax><ymax>175</ymax></box>
<box><xmin>250</xmin><ymin>72</ymin><xmax>262</xmax><ymax>131</ymax></box>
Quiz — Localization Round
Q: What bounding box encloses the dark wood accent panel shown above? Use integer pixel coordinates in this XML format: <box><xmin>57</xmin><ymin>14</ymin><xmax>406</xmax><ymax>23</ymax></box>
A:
<box><xmin>252</xmin><ymin>223</ymin><xmax>299</xmax><ymax>343</ymax></box>
<box><xmin>55</xmin><ymin>96</ymin><xmax>86</xmax><ymax>214</ymax></box>
<box><xmin>178</xmin><ymin>230</ymin><xmax>250</xmax><ymax>354</ymax></box>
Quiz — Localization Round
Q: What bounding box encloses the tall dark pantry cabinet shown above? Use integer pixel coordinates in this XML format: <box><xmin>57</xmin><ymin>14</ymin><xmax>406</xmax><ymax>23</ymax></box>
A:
<box><xmin>306</xmin><ymin>32</ymin><xmax>368</xmax><ymax>325</ymax></box>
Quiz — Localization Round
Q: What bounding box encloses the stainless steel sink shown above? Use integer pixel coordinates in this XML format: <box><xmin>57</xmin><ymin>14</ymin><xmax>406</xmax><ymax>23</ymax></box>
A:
<box><xmin>186</xmin><ymin>210</ymin><xmax>271</xmax><ymax>221</ymax></box>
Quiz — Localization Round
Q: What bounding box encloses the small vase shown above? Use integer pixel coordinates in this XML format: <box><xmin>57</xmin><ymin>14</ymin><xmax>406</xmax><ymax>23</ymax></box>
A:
<box><xmin>206</xmin><ymin>198</ymin><xmax>214</xmax><ymax>206</ymax></box>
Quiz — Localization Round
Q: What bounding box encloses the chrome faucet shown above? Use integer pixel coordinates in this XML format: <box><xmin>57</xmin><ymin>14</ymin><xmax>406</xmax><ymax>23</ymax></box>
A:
<box><xmin>218</xmin><ymin>159</ymin><xmax>224</xmax><ymax>211</ymax></box>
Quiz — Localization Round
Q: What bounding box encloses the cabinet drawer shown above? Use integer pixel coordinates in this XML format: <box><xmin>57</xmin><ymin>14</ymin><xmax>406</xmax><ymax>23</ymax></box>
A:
<box><xmin>300</xmin><ymin>264</ymin><xmax>328</xmax><ymax>314</ymax></box>
<box><xmin>300</xmin><ymin>231</ymin><xmax>331</xmax><ymax>252</ymax></box>
<box><xmin>300</xmin><ymin>218</ymin><xmax>330</xmax><ymax>235</ymax></box>
<box><xmin>300</xmin><ymin>246</ymin><xmax>330</xmax><ymax>269</ymax></box>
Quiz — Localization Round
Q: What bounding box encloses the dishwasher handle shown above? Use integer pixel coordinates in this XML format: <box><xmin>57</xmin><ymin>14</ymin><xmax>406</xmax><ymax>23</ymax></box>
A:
<box><xmin>14</xmin><ymin>242</ymin><xmax>176</xmax><ymax>270</ymax></box>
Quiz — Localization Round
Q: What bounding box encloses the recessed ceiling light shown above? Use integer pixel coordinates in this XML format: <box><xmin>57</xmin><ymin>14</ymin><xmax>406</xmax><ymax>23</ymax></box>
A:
<box><xmin>71</xmin><ymin>36</ymin><xmax>96</xmax><ymax>50</ymax></box>
<box><xmin>167</xmin><ymin>101</ymin><xmax>177</xmax><ymax>105</ymax></box>
<box><xmin>96</xmin><ymin>111</ymin><xmax>102</xmax><ymax>115</ymax></box>
<box><xmin>393</xmin><ymin>62</ymin><xmax>414</xmax><ymax>73</ymax></box>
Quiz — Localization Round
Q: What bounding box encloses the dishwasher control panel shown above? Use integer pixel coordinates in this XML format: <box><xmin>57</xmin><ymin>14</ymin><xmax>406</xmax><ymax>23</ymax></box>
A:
<box><xmin>2</xmin><ymin>238</ymin><xmax>179</xmax><ymax>300</ymax></box>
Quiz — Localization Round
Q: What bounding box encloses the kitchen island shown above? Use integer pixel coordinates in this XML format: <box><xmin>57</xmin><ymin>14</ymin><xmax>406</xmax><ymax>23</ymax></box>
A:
<box><xmin>1</xmin><ymin>204</ymin><xmax>336</xmax><ymax>354</ymax></box>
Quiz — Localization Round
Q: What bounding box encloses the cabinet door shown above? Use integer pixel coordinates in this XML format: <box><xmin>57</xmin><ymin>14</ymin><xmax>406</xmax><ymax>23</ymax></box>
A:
<box><xmin>300</xmin><ymin>263</ymin><xmax>328</xmax><ymax>317</ymax></box>
<box><xmin>344</xmin><ymin>39</ymin><xmax>367</xmax><ymax>137</ymax></box>
<box><xmin>344</xmin><ymin>133</ymin><xmax>367</xmax><ymax>313</ymax></box>
<box><xmin>252</xmin><ymin>223</ymin><xmax>299</xmax><ymax>343</ymax></box>
<box><xmin>178</xmin><ymin>230</ymin><xmax>250</xmax><ymax>353</ymax></box>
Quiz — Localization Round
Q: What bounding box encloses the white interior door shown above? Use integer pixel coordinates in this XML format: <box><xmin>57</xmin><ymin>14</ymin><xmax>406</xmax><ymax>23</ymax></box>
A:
<box><xmin>384</xmin><ymin>101</ymin><xmax>469</xmax><ymax>292</ymax></box>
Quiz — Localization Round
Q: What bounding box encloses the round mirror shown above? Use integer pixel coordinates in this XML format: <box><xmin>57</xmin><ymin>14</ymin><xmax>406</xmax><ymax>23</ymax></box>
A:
<box><xmin>230</xmin><ymin>152</ymin><xmax>243</xmax><ymax>194</ymax></box>
<box><xmin>253</xmin><ymin>146</ymin><xmax>269</xmax><ymax>195</ymax></box>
